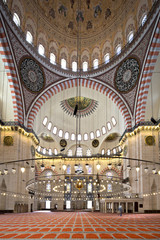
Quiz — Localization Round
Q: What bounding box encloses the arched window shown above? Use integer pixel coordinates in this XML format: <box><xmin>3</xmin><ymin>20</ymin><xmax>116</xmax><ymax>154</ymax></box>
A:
<box><xmin>106</xmin><ymin>171</ymin><xmax>113</xmax><ymax>179</ymax></box>
<box><xmin>84</xmin><ymin>133</ymin><xmax>88</xmax><ymax>141</ymax></box>
<box><xmin>26</xmin><ymin>31</ymin><xmax>33</xmax><ymax>44</ymax></box>
<box><xmin>43</xmin><ymin>148</ymin><xmax>46</xmax><ymax>154</ymax></box>
<box><xmin>47</xmin><ymin>122</ymin><xmax>52</xmax><ymax>131</ymax></box>
<box><xmin>76</xmin><ymin>147</ymin><xmax>82</xmax><ymax>156</ymax></box>
<box><xmin>71</xmin><ymin>133</ymin><xmax>75</xmax><ymax>140</ymax></box>
<box><xmin>72</xmin><ymin>61</ymin><xmax>77</xmax><ymax>72</ymax></box>
<box><xmin>37</xmin><ymin>146</ymin><xmax>41</xmax><ymax>152</ymax></box>
<box><xmin>13</xmin><ymin>13</ymin><xmax>20</xmax><ymax>26</ymax></box>
<box><xmin>88</xmin><ymin>165</ymin><xmax>92</xmax><ymax>174</ymax></box>
<box><xmin>107</xmin><ymin>149</ymin><xmax>111</xmax><ymax>156</ymax></box>
<box><xmin>67</xmin><ymin>165</ymin><xmax>71</xmax><ymax>174</ymax></box>
<box><xmin>113</xmin><ymin>148</ymin><xmax>117</xmax><ymax>155</ymax></box>
<box><xmin>52</xmin><ymin>126</ymin><xmax>57</xmax><ymax>135</ymax></box>
<box><xmin>64</xmin><ymin>131</ymin><xmax>69</xmax><ymax>140</ymax></box>
<box><xmin>38</xmin><ymin>44</ymin><xmax>45</xmax><ymax>56</ymax></box>
<box><xmin>128</xmin><ymin>31</ymin><xmax>134</xmax><ymax>43</ymax></box>
<box><xmin>104</xmin><ymin>53</ymin><xmax>110</xmax><ymax>63</ymax></box>
<box><xmin>58</xmin><ymin>129</ymin><xmax>63</xmax><ymax>137</ymax></box>
<box><xmin>111</xmin><ymin>117</ymin><xmax>116</xmax><ymax>126</ymax></box>
<box><xmin>48</xmin><ymin>148</ymin><xmax>52</xmax><ymax>155</ymax></box>
<box><xmin>90</xmin><ymin>132</ymin><xmax>94</xmax><ymax>140</ymax></box>
<box><xmin>86</xmin><ymin>149</ymin><xmax>91</xmax><ymax>156</ymax></box>
<box><xmin>107</xmin><ymin>183</ymin><xmax>112</xmax><ymax>192</ymax></box>
<box><xmin>54</xmin><ymin>148</ymin><xmax>58</xmax><ymax>155</ymax></box>
<box><xmin>96</xmin><ymin>129</ymin><xmax>101</xmax><ymax>138</ymax></box>
<box><xmin>116</xmin><ymin>44</ymin><xmax>121</xmax><ymax>55</ymax></box>
<box><xmin>102</xmin><ymin>126</ymin><xmax>106</xmax><ymax>135</ymax></box>
<box><xmin>107</xmin><ymin>122</ymin><xmax>112</xmax><ymax>131</ymax></box>
<box><xmin>101</xmin><ymin>149</ymin><xmax>105</xmax><ymax>155</ymax></box>
<box><xmin>87</xmin><ymin>183</ymin><xmax>92</xmax><ymax>193</ymax></box>
<box><xmin>77</xmin><ymin>134</ymin><xmax>82</xmax><ymax>141</ymax></box>
<box><xmin>50</xmin><ymin>53</ymin><xmax>56</xmax><ymax>64</ymax></box>
<box><xmin>93</xmin><ymin>59</ymin><xmax>98</xmax><ymax>69</ymax></box>
<box><xmin>43</xmin><ymin>117</ymin><xmax>48</xmax><ymax>126</ymax></box>
<box><xmin>46</xmin><ymin>182</ymin><xmax>51</xmax><ymax>192</ymax></box>
<box><xmin>66</xmin><ymin>183</ymin><xmax>71</xmax><ymax>192</ymax></box>
<box><xmin>83</xmin><ymin>61</ymin><xmax>88</xmax><ymax>71</ymax></box>
<box><xmin>67</xmin><ymin>149</ymin><xmax>72</xmax><ymax>156</ymax></box>
<box><xmin>141</xmin><ymin>14</ymin><xmax>147</xmax><ymax>26</ymax></box>
<box><xmin>61</xmin><ymin>58</ymin><xmax>66</xmax><ymax>69</ymax></box>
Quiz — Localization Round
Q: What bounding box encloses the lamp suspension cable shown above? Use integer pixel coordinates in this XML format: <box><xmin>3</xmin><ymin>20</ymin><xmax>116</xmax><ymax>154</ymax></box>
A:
<box><xmin>75</xmin><ymin>0</ymin><xmax>82</xmax><ymax>156</ymax></box>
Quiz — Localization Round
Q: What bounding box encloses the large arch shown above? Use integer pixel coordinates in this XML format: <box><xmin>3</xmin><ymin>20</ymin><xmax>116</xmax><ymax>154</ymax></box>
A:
<box><xmin>27</xmin><ymin>78</ymin><xmax>132</xmax><ymax>130</ymax></box>
<box><xmin>135</xmin><ymin>19</ymin><xmax>160</xmax><ymax>124</ymax></box>
<box><xmin>0</xmin><ymin>20</ymin><xmax>23</xmax><ymax>124</ymax></box>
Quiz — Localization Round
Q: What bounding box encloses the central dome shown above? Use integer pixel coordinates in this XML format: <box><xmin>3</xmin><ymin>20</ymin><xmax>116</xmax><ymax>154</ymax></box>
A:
<box><xmin>37</xmin><ymin>0</ymin><xmax>126</xmax><ymax>39</ymax></box>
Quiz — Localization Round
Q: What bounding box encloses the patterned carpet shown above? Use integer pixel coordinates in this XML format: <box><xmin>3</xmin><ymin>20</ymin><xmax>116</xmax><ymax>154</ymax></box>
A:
<box><xmin>0</xmin><ymin>212</ymin><xmax>160</xmax><ymax>239</ymax></box>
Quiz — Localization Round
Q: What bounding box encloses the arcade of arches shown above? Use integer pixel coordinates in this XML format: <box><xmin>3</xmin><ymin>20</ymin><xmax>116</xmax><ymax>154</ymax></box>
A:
<box><xmin>0</xmin><ymin>0</ymin><xmax>160</xmax><ymax>239</ymax></box>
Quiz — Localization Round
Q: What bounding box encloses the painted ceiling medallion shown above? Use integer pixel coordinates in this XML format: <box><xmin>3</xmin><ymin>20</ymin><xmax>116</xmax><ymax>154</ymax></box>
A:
<box><xmin>115</xmin><ymin>58</ymin><xmax>140</xmax><ymax>93</ymax></box>
<box><xmin>60</xmin><ymin>139</ymin><xmax>67</xmax><ymax>147</ymax></box>
<box><xmin>60</xmin><ymin>96</ymin><xmax>98</xmax><ymax>117</ymax></box>
<box><xmin>92</xmin><ymin>139</ymin><xmax>99</xmax><ymax>148</ymax></box>
<box><xmin>19</xmin><ymin>58</ymin><xmax>45</xmax><ymax>93</ymax></box>
<box><xmin>145</xmin><ymin>136</ymin><xmax>155</xmax><ymax>146</ymax></box>
<box><xmin>3</xmin><ymin>136</ymin><xmax>13</xmax><ymax>146</ymax></box>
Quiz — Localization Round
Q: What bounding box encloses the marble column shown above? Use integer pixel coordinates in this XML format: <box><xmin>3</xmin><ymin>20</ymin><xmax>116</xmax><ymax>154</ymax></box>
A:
<box><xmin>126</xmin><ymin>202</ymin><xmax>128</xmax><ymax>213</ymax></box>
<box><xmin>112</xmin><ymin>202</ymin><xmax>114</xmax><ymax>213</ymax></box>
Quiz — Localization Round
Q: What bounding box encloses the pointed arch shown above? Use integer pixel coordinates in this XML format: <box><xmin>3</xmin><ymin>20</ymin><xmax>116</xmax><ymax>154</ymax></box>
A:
<box><xmin>27</xmin><ymin>78</ymin><xmax>132</xmax><ymax>130</ymax></box>
<box><xmin>135</xmin><ymin>20</ymin><xmax>160</xmax><ymax>124</ymax></box>
<box><xmin>0</xmin><ymin>20</ymin><xmax>23</xmax><ymax>124</ymax></box>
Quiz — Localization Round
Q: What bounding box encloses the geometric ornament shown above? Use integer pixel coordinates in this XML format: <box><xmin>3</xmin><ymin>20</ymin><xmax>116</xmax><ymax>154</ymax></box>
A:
<box><xmin>3</xmin><ymin>136</ymin><xmax>13</xmax><ymax>146</ymax></box>
<box><xmin>19</xmin><ymin>58</ymin><xmax>45</xmax><ymax>93</ymax></box>
<box><xmin>92</xmin><ymin>139</ymin><xmax>99</xmax><ymax>148</ymax></box>
<box><xmin>145</xmin><ymin>136</ymin><xmax>155</xmax><ymax>146</ymax></box>
<box><xmin>60</xmin><ymin>96</ymin><xmax>98</xmax><ymax>117</ymax></box>
<box><xmin>115</xmin><ymin>58</ymin><xmax>140</xmax><ymax>93</ymax></box>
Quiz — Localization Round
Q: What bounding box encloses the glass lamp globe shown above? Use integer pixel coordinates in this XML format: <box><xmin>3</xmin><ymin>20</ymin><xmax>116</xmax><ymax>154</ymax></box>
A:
<box><xmin>136</xmin><ymin>166</ymin><xmax>140</xmax><ymax>172</ymax></box>
<box><xmin>51</xmin><ymin>164</ymin><xmax>55</xmax><ymax>171</ymax></box>
<box><xmin>108</xmin><ymin>163</ymin><xmax>112</xmax><ymax>170</ymax></box>
<box><xmin>12</xmin><ymin>168</ymin><xmax>16</xmax><ymax>174</ymax></box>
<box><xmin>152</xmin><ymin>168</ymin><xmax>156</xmax><ymax>174</ymax></box>
<box><xmin>4</xmin><ymin>169</ymin><xmax>8</xmax><ymax>175</ymax></box>
<box><xmin>31</xmin><ymin>166</ymin><xmax>35</xmax><ymax>172</ymax></box>
<box><xmin>127</xmin><ymin>165</ymin><xmax>131</xmax><ymax>170</ymax></box>
<box><xmin>96</xmin><ymin>163</ymin><xmax>101</xmax><ymax>170</ymax></box>
<box><xmin>62</xmin><ymin>164</ymin><xmax>67</xmax><ymax>171</ymax></box>
<box><xmin>144</xmin><ymin>167</ymin><xmax>148</xmax><ymax>173</ymax></box>
<box><xmin>41</xmin><ymin>164</ymin><xmax>45</xmax><ymax>171</ymax></box>
<box><xmin>21</xmin><ymin>167</ymin><xmax>25</xmax><ymax>173</ymax></box>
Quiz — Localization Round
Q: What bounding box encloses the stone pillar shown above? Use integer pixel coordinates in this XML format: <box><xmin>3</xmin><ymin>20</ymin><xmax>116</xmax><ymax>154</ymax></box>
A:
<box><xmin>126</xmin><ymin>202</ymin><xmax>128</xmax><ymax>213</ymax></box>
<box><xmin>104</xmin><ymin>202</ymin><xmax>107</xmax><ymax>213</ymax></box>
<box><xmin>112</xmin><ymin>202</ymin><xmax>114</xmax><ymax>213</ymax></box>
<box><xmin>133</xmin><ymin>202</ymin><xmax>135</xmax><ymax>213</ymax></box>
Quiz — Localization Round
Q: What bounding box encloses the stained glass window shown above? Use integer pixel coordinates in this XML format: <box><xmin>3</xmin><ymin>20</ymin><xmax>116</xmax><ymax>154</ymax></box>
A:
<box><xmin>66</xmin><ymin>183</ymin><xmax>71</xmax><ymax>193</ymax></box>
<box><xmin>107</xmin><ymin>183</ymin><xmax>112</xmax><ymax>192</ymax></box>
<box><xmin>87</xmin><ymin>183</ymin><xmax>92</xmax><ymax>193</ymax></box>
<box><xmin>46</xmin><ymin>182</ymin><xmax>51</xmax><ymax>192</ymax></box>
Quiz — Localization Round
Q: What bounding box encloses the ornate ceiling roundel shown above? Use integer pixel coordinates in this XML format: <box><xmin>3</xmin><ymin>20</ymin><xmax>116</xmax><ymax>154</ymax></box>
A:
<box><xmin>19</xmin><ymin>58</ymin><xmax>45</xmax><ymax>93</ymax></box>
<box><xmin>114</xmin><ymin>58</ymin><xmax>140</xmax><ymax>93</ymax></box>
<box><xmin>60</xmin><ymin>96</ymin><xmax>98</xmax><ymax>118</ymax></box>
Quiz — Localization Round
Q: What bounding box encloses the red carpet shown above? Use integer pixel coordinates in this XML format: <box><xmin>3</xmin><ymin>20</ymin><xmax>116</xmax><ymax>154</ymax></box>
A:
<box><xmin>0</xmin><ymin>212</ymin><xmax>160</xmax><ymax>239</ymax></box>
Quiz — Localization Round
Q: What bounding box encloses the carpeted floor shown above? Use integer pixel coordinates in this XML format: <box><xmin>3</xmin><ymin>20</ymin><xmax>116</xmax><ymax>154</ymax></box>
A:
<box><xmin>0</xmin><ymin>212</ymin><xmax>160</xmax><ymax>239</ymax></box>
